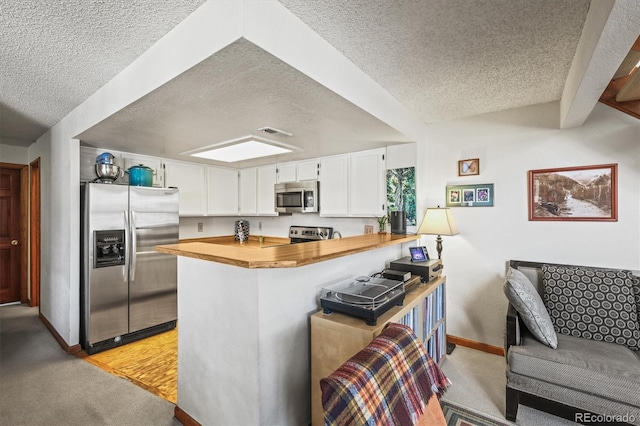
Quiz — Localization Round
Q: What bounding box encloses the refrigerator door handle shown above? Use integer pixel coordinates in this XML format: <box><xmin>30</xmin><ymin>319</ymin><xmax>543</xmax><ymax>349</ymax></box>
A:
<box><xmin>123</xmin><ymin>210</ymin><xmax>129</xmax><ymax>282</ymax></box>
<box><xmin>130</xmin><ymin>210</ymin><xmax>137</xmax><ymax>281</ymax></box>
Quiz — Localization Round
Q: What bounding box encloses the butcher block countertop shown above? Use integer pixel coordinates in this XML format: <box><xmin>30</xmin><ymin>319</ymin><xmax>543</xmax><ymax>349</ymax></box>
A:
<box><xmin>156</xmin><ymin>233</ymin><xmax>420</xmax><ymax>268</ymax></box>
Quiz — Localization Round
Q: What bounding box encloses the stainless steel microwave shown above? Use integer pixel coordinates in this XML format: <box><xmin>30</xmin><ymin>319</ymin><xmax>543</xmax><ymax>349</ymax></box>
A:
<box><xmin>275</xmin><ymin>181</ymin><xmax>319</xmax><ymax>213</ymax></box>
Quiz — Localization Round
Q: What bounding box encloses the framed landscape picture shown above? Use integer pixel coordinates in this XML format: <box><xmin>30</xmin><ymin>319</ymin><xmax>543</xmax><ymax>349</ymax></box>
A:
<box><xmin>446</xmin><ymin>183</ymin><xmax>494</xmax><ymax>207</ymax></box>
<box><xmin>528</xmin><ymin>163</ymin><xmax>617</xmax><ymax>221</ymax></box>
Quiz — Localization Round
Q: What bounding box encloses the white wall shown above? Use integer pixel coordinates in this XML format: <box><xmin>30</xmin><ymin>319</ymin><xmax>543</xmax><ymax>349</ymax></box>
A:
<box><xmin>0</xmin><ymin>142</ymin><xmax>28</xmax><ymax>164</ymax></box>
<box><xmin>417</xmin><ymin>102</ymin><xmax>640</xmax><ymax>347</ymax></box>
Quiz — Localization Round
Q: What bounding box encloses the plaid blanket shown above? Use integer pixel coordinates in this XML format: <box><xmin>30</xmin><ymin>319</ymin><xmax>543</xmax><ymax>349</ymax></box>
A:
<box><xmin>320</xmin><ymin>323</ymin><xmax>451</xmax><ymax>426</ymax></box>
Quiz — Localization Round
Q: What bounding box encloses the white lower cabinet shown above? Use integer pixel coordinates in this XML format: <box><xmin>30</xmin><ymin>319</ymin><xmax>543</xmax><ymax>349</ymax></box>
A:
<box><xmin>207</xmin><ymin>166</ymin><xmax>239</xmax><ymax>215</ymax></box>
<box><xmin>165</xmin><ymin>160</ymin><xmax>206</xmax><ymax>216</ymax></box>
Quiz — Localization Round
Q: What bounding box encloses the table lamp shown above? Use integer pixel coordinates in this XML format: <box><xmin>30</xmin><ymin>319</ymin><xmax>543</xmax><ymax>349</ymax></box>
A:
<box><xmin>417</xmin><ymin>206</ymin><xmax>459</xmax><ymax>259</ymax></box>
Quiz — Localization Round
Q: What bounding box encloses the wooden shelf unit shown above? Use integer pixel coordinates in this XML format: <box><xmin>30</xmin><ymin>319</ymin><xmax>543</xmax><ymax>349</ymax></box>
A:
<box><xmin>310</xmin><ymin>275</ymin><xmax>447</xmax><ymax>425</ymax></box>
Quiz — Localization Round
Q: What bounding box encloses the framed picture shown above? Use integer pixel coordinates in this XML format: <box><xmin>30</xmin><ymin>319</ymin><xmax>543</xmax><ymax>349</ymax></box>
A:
<box><xmin>386</xmin><ymin>167</ymin><xmax>417</xmax><ymax>226</ymax></box>
<box><xmin>528</xmin><ymin>164</ymin><xmax>617</xmax><ymax>221</ymax></box>
<box><xmin>458</xmin><ymin>158</ymin><xmax>479</xmax><ymax>176</ymax></box>
<box><xmin>446</xmin><ymin>184</ymin><xmax>494</xmax><ymax>207</ymax></box>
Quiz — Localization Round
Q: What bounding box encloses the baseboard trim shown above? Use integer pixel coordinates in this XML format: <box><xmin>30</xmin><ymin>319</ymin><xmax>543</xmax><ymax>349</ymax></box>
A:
<box><xmin>39</xmin><ymin>312</ymin><xmax>82</xmax><ymax>355</ymax></box>
<box><xmin>175</xmin><ymin>406</ymin><xmax>201</xmax><ymax>426</ymax></box>
<box><xmin>447</xmin><ymin>334</ymin><xmax>504</xmax><ymax>356</ymax></box>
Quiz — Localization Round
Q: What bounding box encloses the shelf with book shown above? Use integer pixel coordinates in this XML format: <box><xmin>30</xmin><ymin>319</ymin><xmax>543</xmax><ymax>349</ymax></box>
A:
<box><xmin>310</xmin><ymin>274</ymin><xmax>447</xmax><ymax>426</ymax></box>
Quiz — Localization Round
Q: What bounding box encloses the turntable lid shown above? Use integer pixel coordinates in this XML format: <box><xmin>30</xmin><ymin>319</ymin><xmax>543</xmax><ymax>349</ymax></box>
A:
<box><xmin>322</xmin><ymin>276</ymin><xmax>403</xmax><ymax>303</ymax></box>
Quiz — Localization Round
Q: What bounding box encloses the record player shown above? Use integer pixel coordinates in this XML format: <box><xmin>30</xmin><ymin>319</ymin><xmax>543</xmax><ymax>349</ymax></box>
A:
<box><xmin>320</xmin><ymin>276</ymin><xmax>405</xmax><ymax>325</ymax></box>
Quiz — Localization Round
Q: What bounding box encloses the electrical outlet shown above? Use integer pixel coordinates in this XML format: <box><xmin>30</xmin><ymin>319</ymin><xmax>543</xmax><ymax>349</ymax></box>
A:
<box><xmin>197</xmin><ymin>222</ymin><xmax>203</xmax><ymax>232</ymax></box>
<box><xmin>364</xmin><ymin>225</ymin><xmax>373</xmax><ymax>234</ymax></box>
<box><xmin>258</xmin><ymin>221</ymin><xmax>262</xmax><ymax>231</ymax></box>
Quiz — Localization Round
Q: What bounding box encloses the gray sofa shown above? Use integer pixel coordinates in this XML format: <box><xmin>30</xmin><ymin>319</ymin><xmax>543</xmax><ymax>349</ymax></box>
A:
<box><xmin>504</xmin><ymin>260</ymin><xmax>640</xmax><ymax>425</ymax></box>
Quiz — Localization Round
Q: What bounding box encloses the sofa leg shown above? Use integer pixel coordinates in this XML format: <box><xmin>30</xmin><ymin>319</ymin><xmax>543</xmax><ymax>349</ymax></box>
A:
<box><xmin>506</xmin><ymin>386</ymin><xmax>519</xmax><ymax>421</ymax></box>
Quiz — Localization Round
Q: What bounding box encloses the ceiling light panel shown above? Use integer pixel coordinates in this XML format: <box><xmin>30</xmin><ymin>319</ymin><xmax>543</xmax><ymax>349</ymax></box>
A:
<box><xmin>192</xmin><ymin>140</ymin><xmax>292</xmax><ymax>162</ymax></box>
<box><xmin>183</xmin><ymin>134</ymin><xmax>300</xmax><ymax>163</ymax></box>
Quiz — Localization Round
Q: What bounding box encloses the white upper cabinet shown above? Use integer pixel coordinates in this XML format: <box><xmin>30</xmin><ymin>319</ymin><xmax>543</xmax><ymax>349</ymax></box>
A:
<box><xmin>239</xmin><ymin>166</ymin><xmax>277</xmax><ymax>216</ymax></box>
<box><xmin>276</xmin><ymin>160</ymin><xmax>319</xmax><ymax>183</ymax></box>
<box><xmin>256</xmin><ymin>165</ymin><xmax>277</xmax><ymax>216</ymax></box>
<box><xmin>165</xmin><ymin>160</ymin><xmax>206</xmax><ymax>216</ymax></box>
<box><xmin>80</xmin><ymin>146</ymin><xmax>127</xmax><ymax>184</ymax></box>
<box><xmin>296</xmin><ymin>160</ymin><xmax>319</xmax><ymax>181</ymax></box>
<box><xmin>348</xmin><ymin>148</ymin><xmax>386</xmax><ymax>216</ymax></box>
<box><xmin>276</xmin><ymin>162</ymin><xmax>297</xmax><ymax>183</ymax></box>
<box><xmin>319</xmin><ymin>149</ymin><xmax>386</xmax><ymax>217</ymax></box>
<box><xmin>80</xmin><ymin>146</ymin><xmax>103</xmax><ymax>182</ymax></box>
<box><xmin>319</xmin><ymin>155</ymin><xmax>349</xmax><ymax>216</ymax></box>
<box><xmin>238</xmin><ymin>168</ymin><xmax>258</xmax><ymax>215</ymax></box>
<box><xmin>207</xmin><ymin>166</ymin><xmax>239</xmax><ymax>216</ymax></box>
<box><xmin>122</xmin><ymin>153</ymin><xmax>164</xmax><ymax>187</ymax></box>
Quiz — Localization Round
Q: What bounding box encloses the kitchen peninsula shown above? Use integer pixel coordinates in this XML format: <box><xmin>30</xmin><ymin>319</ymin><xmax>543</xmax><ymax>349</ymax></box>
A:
<box><xmin>156</xmin><ymin>233</ymin><xmax>419</xmax><ymax>426</ymax></box>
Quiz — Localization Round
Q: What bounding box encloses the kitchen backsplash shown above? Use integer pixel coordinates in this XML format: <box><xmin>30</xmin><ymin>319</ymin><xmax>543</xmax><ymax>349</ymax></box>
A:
<box><xmin>178</xmin><ymin>215</ymin><xmax>409</xmax><ymax>240</ymax></box>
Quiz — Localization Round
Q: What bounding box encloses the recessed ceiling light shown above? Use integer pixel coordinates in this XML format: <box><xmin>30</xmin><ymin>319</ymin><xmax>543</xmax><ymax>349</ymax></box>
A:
<box><xmin>182</xmin><ymin>134</ymin><xmax>299</xmax><ymax>163</ymax></box>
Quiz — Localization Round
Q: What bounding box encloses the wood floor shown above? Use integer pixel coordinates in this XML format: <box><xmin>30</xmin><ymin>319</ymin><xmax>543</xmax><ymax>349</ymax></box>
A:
<box><xmin>83</xmin><ymin>329</ymin><xmax>177</xmax><ymax>404</ymax></box>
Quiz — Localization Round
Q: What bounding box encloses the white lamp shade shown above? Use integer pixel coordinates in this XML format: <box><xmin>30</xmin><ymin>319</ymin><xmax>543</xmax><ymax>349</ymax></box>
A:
<box><xmin>417</xmin><ymin>207</ymin><xmax>459</xmax><ymax>236</ymax></box>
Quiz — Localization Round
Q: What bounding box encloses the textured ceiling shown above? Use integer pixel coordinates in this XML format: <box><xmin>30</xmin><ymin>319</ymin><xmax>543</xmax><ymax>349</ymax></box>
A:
<box><xmin>279</xmin><ymin>0</ymin><xmax>591</xmax><ymax>123</ymax></box>
<box><xmin>77</xmin><ymin>39</ymin><xmax>410</xmax><ymax>169</ymax></box>
<box><xmin>0</xmin><ymin>0</ymin><xmax>620</xmax><ymax>161</ymax></box>
<box><xmin>0</xmin><ymin>0</ymin><xmax>206</xmax><ymax>144</ymax></box>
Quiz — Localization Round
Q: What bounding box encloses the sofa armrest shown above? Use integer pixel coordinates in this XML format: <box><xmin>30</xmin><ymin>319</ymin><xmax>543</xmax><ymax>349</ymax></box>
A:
<box><xmin>505</xmin><ymin>303</ymin><xmax>521</xmax><ymax>359</ymax></box>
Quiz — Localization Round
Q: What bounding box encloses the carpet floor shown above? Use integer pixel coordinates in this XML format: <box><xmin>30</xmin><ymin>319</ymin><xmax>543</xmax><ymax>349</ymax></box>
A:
<box><xmin>440</xmin><ymin>345</ymin><xmax>577</xmax><ymax>425</ymax></box>
<box><xmin>0</xmin><ymin>304</ymin><xmax>180</xmax><ymax>426</ymax></box>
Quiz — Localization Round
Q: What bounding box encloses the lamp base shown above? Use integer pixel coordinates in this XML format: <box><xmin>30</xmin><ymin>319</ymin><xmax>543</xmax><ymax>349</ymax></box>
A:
<box><xmin>435</xmin><ymin>235</ymin><xmax>443</xmax><ymax>259</ymax></box>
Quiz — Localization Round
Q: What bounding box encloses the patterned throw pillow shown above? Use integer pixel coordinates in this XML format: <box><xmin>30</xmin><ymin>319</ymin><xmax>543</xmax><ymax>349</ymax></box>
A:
<box><xmin>504</xmin><ymin>267</ymin><xmax>558</xmax><ymax>348</ymax></box>
<box><xmin>542</xmin><ymin>264</ymin><xmax>640</xmax><ymax>351</ymax></box>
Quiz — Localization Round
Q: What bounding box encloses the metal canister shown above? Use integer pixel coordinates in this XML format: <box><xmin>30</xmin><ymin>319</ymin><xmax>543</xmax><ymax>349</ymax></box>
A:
<box><xmin>235</xmin><ymin>220</ymin><xmax>249</xmax><ymax>242</ymax></box>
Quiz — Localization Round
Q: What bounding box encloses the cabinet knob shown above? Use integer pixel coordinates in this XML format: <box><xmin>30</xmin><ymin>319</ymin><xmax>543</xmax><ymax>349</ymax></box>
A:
<box><xmin>11</xmin><ymin>240</ymin><xmax>18</xmax><ymax>246</ymax></box>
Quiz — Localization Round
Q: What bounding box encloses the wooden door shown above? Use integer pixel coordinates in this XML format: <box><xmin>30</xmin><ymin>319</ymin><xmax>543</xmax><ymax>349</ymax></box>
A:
<box><xmin>0</xmin><ymin>166</ymin><xmax>22</xmax><ymax>303</ymax></box>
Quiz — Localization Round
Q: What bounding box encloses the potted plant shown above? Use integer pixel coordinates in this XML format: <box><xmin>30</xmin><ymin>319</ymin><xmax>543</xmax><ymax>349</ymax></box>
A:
<box><xmin>376</xmin><ymin>215</ymin><xmax>388</xmax><ymax>233</ymax></box>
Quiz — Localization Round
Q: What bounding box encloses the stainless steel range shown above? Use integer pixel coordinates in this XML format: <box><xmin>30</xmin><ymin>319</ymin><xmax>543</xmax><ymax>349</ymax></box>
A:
<box><xmin>288</xmin><ymin>225</ymin><xmax>333</xmax><ymax>243</ymax></box>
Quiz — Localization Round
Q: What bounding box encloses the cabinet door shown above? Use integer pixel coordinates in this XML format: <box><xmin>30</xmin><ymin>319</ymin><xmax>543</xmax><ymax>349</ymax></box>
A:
<box><xmin>296</xmin><ymin>160</ymin><xmax>319</xmax><ymax>181</ymax></box>
<box><xmin>319</xmin><ymin>155</ymin><xmax>348</xmax><ymax>216</ymax></box>
<box><xmin>207</xmin><ymin>166</ymin><xmax>238</xmax><ymax>215</ymax></box>
<box><xmin>276</xmin><ymin>162</ymin><xmax>297</xmax><ymax>183</ymax></box>
<box><xmin>80</xmin><ymin>147</ymin><xmax>101</xmax><ymax>182</ymax></box>
<box><xmin>349</xmin><ymin>149</ymin><xmax>386</xmax><ymax>216</ymax></box>
<box><xmin>238</xmin><ymin>168</ymin><xmax>257</xmax><ymax>215</ymax></box>
<box><xmin>257</xmin><ymin>165</ymin><xmax>277</xmax><ymax>216</ymax></box>
<box><xmin>165</xmin><ymin>161</ymin><xmax>206</xmax><ymax>216</ymax></box>
<box><xmin>123</xmin><ymin>154</ymin><xmax>164</xmax><ymax>187</ymax></box>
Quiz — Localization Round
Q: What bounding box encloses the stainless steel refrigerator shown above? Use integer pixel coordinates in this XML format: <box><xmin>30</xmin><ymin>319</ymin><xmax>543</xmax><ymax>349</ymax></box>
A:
<box><xmin>80</xmin><ymin>182</ymin><xmax>179</xmax><ymax>354</ymax></box>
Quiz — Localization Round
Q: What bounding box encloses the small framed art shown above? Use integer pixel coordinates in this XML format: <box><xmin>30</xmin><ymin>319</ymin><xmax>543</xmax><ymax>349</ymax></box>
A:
<box><xmin>446</xmin><ymin>183</ymin><xmax>494</xmax><ymax>207</ymax></box>
<box><xmin>458</xmin><ymin>159</ymin><xmax>479</xmax><ymax>176</ymax></box>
